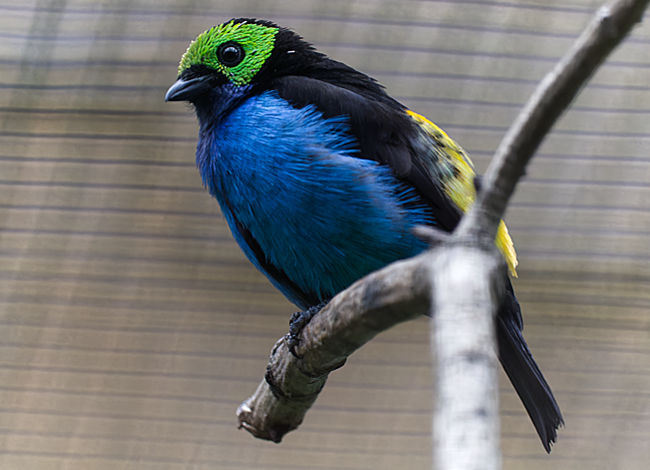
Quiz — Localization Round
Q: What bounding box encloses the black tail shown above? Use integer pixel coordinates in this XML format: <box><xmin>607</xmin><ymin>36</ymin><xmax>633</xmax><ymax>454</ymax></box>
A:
<box><xmin>497</xmin><ymin>280</ymin><xmax>564</xmax><ymax>452</ymax></box>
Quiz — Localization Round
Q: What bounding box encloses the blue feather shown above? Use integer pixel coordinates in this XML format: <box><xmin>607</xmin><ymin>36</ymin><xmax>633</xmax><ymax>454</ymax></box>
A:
<box><xmin>167</xmin><ymin>21</ymin><xmax>563</xmax><ymax>450</ymax></box>
<box><xmin>197</xmin><ymin>91</ymin><xmax>432</xmax><ymax>308</ymax></box>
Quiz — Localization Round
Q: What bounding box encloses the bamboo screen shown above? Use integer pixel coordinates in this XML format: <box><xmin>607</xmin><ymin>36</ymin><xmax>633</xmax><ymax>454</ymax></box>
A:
<box><xmin>1</xmin><ymin>1</ymin><xmax>648</xmax><ymax>469</ymax></box>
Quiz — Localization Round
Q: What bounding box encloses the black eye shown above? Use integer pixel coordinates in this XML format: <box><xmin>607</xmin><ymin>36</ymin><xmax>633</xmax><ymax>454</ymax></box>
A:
<box><xmin>218</xmin><ymin>42</ymin><xmax>244</xmax><ymax>67</ymax></box>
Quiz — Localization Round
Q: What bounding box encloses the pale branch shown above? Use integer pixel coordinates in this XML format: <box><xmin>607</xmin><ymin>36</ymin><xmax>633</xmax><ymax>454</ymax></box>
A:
<box><xmin>433</xmin><ymin>1</ymin><xmax>648</xmax><ymax>469</ymax></box>
<box><xmin>237</xmin><ymin>254</ymin><xmax>431</xmax><ymax>442</ymax></box>
<box><xmin>236</xmin><ymin>0</ymin><xmax>649</xmax><ymax>457</ymax></box>
<box><xmin>458</xmin><ymin>0</ymin><xmax>650</xmax><ymax>243</ymax></box>
<box><xmin>431</xmin><ymin>247</ymin><xmax>504</xmax><ymax>470</ymax></box>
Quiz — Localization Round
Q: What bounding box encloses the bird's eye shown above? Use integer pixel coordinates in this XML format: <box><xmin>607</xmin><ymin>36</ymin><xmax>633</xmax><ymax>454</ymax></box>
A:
<box><xmin>217</xmin><ymin>42</ymin><xmax>245</xmax><ymax>67</ymax></box>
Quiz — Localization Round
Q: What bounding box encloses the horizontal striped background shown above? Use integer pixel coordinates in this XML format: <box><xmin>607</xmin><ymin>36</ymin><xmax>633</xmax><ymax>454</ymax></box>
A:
<box><xmin>1</xmin><ymin>1</ymin><xmax>648</xmax><ymax>469</ymax></box>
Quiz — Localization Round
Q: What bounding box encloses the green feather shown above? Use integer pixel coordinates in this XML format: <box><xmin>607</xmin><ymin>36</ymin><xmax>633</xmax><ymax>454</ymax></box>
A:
<box><xmin>178</xmin><ymin>20</ymin><xmax>278</xmax><ymax>85</ymax></box>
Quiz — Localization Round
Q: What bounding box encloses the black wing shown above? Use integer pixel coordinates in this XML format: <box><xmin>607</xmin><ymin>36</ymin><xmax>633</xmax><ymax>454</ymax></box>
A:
<box><xmin>271</xmin><ymin>75</ymin><xmax>563</xmax><ymax>451</ymax></box>
<box><xmin>270</xmin><ymin>74</ymin><xmax>463</xmax><ymax>232</ymax></box>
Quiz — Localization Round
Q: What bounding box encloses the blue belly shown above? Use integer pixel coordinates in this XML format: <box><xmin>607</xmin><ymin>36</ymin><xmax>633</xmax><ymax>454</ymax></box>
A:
<box><xmin>197</xmin><ymin>91</ymin><xmax>433</xmax><ymax>309</ymax></box>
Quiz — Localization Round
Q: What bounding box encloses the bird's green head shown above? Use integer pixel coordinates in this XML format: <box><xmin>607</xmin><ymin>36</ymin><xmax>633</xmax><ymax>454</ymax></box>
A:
<box><xmin>165</xmin><ymin>18</ymin><xmax>319</xmax><ymax>103</ymax></box>
<box><xmin>177</xmin><ymin>19</ymin><xmax>278</xmax><ymax>86</ymax></box>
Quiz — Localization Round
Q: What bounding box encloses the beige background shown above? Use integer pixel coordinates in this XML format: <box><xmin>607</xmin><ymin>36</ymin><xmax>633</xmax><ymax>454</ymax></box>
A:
<box><xmin>1</xmin><ymin>0</ymin><xmax>649</xmax><ymax>469</ymax></box>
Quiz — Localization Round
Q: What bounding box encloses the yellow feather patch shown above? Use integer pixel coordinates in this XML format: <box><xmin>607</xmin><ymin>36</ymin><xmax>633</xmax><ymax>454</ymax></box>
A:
<box><xmin>406</xmin><ymin>110</ymin><xmax>518</xmax><ymax>277</ymax></box>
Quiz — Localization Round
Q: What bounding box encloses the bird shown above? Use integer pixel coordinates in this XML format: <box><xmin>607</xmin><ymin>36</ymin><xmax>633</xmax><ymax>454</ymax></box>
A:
<box><xmin>165</xmin><ymin>18</ymin><xmax>563</xmax><ymax>451</ymax></box>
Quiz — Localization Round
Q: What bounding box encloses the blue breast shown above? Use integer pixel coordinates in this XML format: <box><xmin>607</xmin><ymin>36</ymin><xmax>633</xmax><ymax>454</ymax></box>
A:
<box><xmin>197</xmin><ymin>91</ymin><xmax>432</xmax><ymax>309</ymax></box>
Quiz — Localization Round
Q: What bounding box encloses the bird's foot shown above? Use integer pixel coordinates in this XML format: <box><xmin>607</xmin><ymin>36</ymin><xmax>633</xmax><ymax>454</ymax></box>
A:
<box><xmin>287</xmin><ymin>302</ymin><xmax>328</xmax><ymax>358</ymax></box>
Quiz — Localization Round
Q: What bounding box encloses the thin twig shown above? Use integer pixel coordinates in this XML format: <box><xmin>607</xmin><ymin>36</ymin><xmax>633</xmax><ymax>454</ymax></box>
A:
<box><xmin>458</xmin><ymin>0</ymin><xmax>650</xmax><ymax>242</ymax></box>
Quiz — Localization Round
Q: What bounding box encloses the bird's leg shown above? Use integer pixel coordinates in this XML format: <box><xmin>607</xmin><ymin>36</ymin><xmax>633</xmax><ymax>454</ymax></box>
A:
<box><xmin>287</xmin><ymin>301</ymin><xmax>328</xmax><ymax>358</ymax></box>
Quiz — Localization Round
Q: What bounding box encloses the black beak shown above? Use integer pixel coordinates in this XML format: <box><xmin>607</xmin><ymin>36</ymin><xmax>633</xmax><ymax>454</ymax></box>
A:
<box><xmin>165</xmin><ymin>75</ymin><xmax>213</xmax><ymax>102</ymax></box>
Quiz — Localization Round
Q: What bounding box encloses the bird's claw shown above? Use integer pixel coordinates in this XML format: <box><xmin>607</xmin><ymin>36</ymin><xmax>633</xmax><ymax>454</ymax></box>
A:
<box><xmin>287</xmin><ymin>302</ymin><xmax>327</xmax><ymax>358</ymax></box>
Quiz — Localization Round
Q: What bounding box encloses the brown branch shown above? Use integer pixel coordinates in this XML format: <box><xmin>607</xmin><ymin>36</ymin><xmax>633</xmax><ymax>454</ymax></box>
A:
<box><xmin>237</xmin><ymin>254</ymin><xmax>431</xmax><ymax>442</ymax></box>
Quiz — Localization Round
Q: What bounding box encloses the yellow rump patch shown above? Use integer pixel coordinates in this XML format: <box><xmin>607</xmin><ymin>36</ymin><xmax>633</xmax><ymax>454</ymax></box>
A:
<box><xmin>406</xmin><ymin>110</ymin><xmax>518</xmax><ymax>277</ymax></box>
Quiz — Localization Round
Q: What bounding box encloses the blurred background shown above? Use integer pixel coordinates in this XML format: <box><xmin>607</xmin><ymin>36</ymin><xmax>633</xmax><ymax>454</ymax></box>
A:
<box><xmin>1</xmin><ymin>0</ymin><xmax>649</xmax><ymax>469</ymax></box>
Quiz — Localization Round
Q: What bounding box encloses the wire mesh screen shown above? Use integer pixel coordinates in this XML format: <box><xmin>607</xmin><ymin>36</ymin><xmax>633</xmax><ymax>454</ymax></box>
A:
<box><xmin>1</xmin><ymin>1</ymin><xmax>649</xmax><ymax>469</ymax></box>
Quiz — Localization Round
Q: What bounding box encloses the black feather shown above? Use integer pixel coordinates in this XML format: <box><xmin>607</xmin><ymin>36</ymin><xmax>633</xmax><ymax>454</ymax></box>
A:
<box><xmin>498</xmin><ymin>279</ymin><xmax>564</xmax><ymax>452</ymax></box>
<box><xmin>269</xmin><ymin>75</ymin><xmax>462</xmax><ymax>231</ymax></box>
